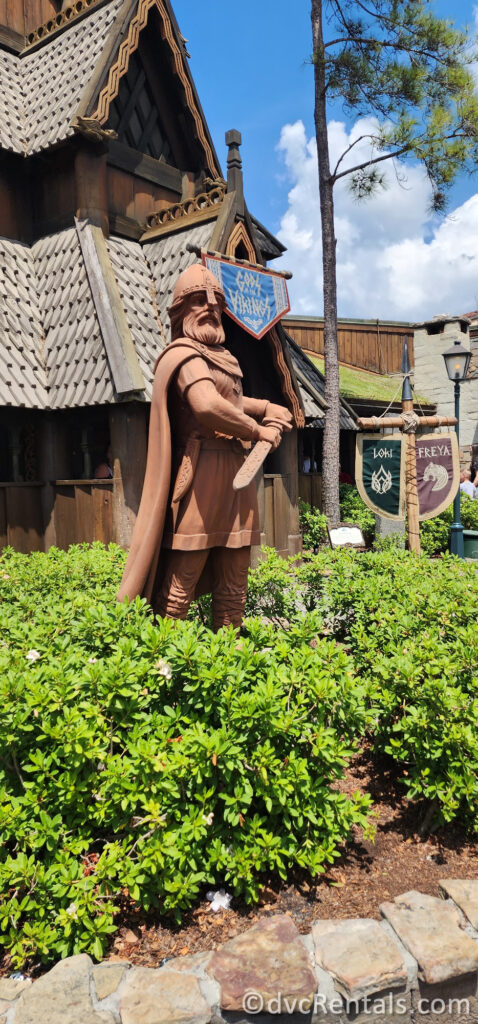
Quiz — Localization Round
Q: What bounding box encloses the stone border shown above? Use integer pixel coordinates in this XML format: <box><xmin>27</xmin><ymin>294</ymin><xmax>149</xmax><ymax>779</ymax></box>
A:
<box><xmin>1</xmin><ymin>882</ymin><xmax>478</xmax><ymax>1023</ymax></box>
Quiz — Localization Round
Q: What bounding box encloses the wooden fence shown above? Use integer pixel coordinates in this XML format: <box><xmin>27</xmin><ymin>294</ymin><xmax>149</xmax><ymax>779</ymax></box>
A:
<box><xmin>284</xmin><ymin>317</ymin><xmax>413</xmax><ymax>375</ymax></box>
<box><xmin>53</xmin><ymin>480</ymin><xmax>114</xmax><ymax>549</ymax></box>
<box><xmin>298</xmin><ymin>473</ymin><xmax>322</xmax><ymax>510</ymax></box>
<box><xmin>0</xmin><ymin>483</ymin><xmax>44</xmax><ymax>553</ymax></box>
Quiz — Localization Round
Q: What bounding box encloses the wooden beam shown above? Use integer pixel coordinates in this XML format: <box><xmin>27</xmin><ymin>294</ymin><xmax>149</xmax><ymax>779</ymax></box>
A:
<box><xmin>107</xmin><ymin>140</ymin><xmax>182</xmax><ymax>192</ymax></box>
<box><xmin>357</xmin><ymin>414</ymin><xmax>457</xmax><ymax>430</ymax></box>
<box><xmin>109</xmin><ymin>403</ymin><xmax>147</xmax><ymax>548</ymax></box>
<box><xmin>108</xmin><ymin>213</ymin><xmax>144</xmax><ymax>240</ymax></box>
<box><xmin>0</xmin><ymin>23</ymin><xmax>23</xmax><ymax>51</ymax></box>
<box><xmin>75</xmin><ymin>217</ymin><xmax>145</xmax><ymax>395</ymax></box>
<box><xmin>75</xmin><ymin>143</ymin><xmax>109</xmax><ymax>236</ymax></box>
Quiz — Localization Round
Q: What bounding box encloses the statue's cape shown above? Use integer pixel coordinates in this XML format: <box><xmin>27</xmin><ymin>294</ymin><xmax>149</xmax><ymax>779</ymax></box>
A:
<box><xmin>117</xmin><ymin>338</ymin><xmax>229</xmax><ymax>605</ymax></box>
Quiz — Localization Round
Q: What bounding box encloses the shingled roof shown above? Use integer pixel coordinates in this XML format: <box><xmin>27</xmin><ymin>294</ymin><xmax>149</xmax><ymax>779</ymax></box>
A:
<box><xmin>0</xmin><ymin>0</ymin><xmax>342</xmax><ymax>429</ymax></box>
<box><xmin>0</xmin><ymin>0</ymin><xmax>125</xmax><ymax>155</ymax></box>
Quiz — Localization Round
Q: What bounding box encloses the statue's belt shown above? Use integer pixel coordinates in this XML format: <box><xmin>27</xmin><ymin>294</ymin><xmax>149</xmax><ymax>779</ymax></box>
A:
<box><xmin>172</xmin><ymin>437</ymin><xmax>247</xmax><ymax>503</ymax></box>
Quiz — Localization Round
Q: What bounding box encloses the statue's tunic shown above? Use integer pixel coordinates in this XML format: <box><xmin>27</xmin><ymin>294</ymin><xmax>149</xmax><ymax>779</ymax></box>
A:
<box><xmin>163</xmin><ymin>354</ymin><xmax>260</xmax><ymax>550</ymax></box>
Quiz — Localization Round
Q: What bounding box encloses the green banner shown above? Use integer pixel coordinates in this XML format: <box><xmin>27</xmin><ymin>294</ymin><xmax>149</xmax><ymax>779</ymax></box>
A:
<box><xmin>356</xmin><ymin>434</ymin><xmax>404</xmax><ymax>519</ymax></box>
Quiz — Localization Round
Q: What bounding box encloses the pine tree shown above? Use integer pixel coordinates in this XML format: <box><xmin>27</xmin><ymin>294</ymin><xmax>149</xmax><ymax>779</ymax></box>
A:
<box><xmin>311</xmin><ymin>0</ymin><xmax>478</xmax><ymax>522</ymax></box>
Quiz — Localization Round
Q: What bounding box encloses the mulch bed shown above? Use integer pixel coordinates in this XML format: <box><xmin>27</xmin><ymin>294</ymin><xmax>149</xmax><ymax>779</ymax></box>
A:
<box><xmin>104</xmin><ymin>743</ymin><xmax>478</xmax><ymax>967</ymax></box>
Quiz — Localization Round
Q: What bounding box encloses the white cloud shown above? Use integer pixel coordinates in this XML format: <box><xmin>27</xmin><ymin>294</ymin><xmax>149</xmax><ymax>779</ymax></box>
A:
<box><xmin>275</xmin><ymin>119</ymin><xmax>478</xmax><ymax>320</ymax></box>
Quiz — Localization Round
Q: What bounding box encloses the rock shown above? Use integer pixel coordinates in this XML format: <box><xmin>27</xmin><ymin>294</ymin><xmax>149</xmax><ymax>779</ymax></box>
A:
<box><xmin>208</xmin><ymin>914</ymin><xmax>316</xmax><ymax>1012</ymax></box>
<box><xmin>0</xmin><ymin>1001</ymin><xmax>12</xmax><ymax>1017</ymax></box>
<box><xmin>312</xmin><ymin>919</ymin><xmax>407</xmax><ymax>1000</ymax></box>
<box><xmin>120</xmin><ymin>966</ymin><xmax>211</xmax><ymax>1024</ymax></box>
<box><xmin>13</xmin><ymin>955</ymin><xmax>115</xmax><ymax>1024</ymax></box>
<box><xmin>0</xmin><ymin>979</ymin><xmax>31</xmax><ymax>1001</ymax></box>
<box><xmin>163</xmin><ymin>952</ymin><xmax>212</xmax><ymax>975</ymax></box>
<box><xmin>380</xmin><ymin>890</ymin><xmax>478</xmax><ymax>984</ymax></box>
<box><xmin>93</xmin><ymin>964</ymin><xmax>129</xmax><ymax>1001</ymax></box>
<box><xmin>439</xmin><ymin>880</ymin><xmax>478</xmax><ymax>931</ymax></box>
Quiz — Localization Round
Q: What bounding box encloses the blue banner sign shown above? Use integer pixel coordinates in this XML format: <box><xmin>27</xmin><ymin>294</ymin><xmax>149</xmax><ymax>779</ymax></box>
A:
<box><xmin>203</xmin><ymin>254</ymin><xmax>290</xmax><ymax>339</ymax></box>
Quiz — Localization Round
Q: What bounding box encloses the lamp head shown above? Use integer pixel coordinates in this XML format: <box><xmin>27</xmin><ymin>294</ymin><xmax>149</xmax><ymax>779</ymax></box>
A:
<box><xmin>442</xmin><ymin>339</ymin><xmax>471</xmax><ymax>382</ymax></box>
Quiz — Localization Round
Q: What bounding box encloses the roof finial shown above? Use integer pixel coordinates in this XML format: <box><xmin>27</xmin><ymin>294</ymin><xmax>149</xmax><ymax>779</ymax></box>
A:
<box><xmin>225</xmin><ymin>129</ymin><xmax>244</xmax><ymax>215</ymax></box>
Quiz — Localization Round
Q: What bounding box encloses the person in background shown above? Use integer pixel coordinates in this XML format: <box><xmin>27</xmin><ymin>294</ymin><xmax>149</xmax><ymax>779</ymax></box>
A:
<box><xmin>94</xmin><ymin>444</ymin><xmax>113</xmax><ymax>480</ymax></box>
<box><xmin>339</xmin><ymin>465</ymin><xmax>353</xmax><ymax>485</ymax></box>
<box><xmin>459</xmin><ymin>469</ymin><xmax>475</xmax><ymax>498</ymax></box>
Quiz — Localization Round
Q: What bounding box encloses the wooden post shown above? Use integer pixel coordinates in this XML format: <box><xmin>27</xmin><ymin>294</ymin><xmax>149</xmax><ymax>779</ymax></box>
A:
<box><xmin>356</xmin><ymin>336</ymin><xmax>457</xmax><ymax>553</ymax></box>
<box><xmin>38</xmin><ymin>413</ymin><xmax>70</xmax><ymax>551</ymax></box>
<box><xmin>281</xmin><ymin>428</ymin><xmax>302</xmax><ymax>556</ymax></box>
<box><xmin>402</xmin><ymin>400</ymin><xmax>420</xmax><ymax>553</ymax></box>
<box><xmin>109</xmin><ymin>403</ymin><xmax>148</xmax><ymax>549</ymax></box>
<box><xmin>75</xmin><ymin>141</ymin><xmax>109</xmax><ymax>237</ymax></box>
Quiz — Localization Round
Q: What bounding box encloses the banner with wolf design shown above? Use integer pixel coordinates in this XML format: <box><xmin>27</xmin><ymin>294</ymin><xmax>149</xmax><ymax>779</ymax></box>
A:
<box><xmin>355</xmin><ymin>434</ymin><xmax>406</xmax><ymax>520</ymax></box>
<box><xmin>416</xmin><ymin>432</ymin><xmax>460</xmax><ymax>521</ymax></box>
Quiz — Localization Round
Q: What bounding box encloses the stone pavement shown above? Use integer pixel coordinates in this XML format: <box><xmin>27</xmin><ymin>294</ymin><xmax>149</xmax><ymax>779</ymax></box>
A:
<box><xmin>1</xmin><ymin>882</ymin><xmax>478</xmax><ymax>1024</ymax></box>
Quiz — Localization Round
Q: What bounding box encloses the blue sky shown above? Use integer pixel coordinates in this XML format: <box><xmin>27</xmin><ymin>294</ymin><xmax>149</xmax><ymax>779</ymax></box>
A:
<box><xmin>173</xmin><ymin>1</ymin><xmax>478</xmax><ymax>321</ymax></box>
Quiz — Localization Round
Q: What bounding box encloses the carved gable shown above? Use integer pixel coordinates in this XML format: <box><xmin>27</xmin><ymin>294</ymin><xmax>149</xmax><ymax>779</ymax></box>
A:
<box><xmin>107</xmin><ymin>50</ymin><xmax>173</xmax><ymax>162</ymax></box>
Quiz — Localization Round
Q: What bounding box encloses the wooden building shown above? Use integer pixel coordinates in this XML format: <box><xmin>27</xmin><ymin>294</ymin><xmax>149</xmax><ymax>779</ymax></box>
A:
<box><xmin>0</xmin><ymin>0</ymin><xmax>356</xmax><ymax>557</ymax></box>
<box><xmin>284</xmin><ymin>315</ymin><xmax>414</xmax><ymax>375</ymax></box>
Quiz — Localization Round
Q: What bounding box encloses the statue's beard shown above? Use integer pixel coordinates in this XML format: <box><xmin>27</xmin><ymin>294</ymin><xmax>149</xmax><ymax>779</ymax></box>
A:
<box><xmin>183</xmin><ymin>311</ymin><xmax>225</xmax><ymax>347</ymax></box>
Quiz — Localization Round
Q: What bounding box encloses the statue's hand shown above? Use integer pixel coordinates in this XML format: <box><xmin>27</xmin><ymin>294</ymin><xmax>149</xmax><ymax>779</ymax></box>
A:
<box><xmin>258</xmin><ymin>424</ymin><xmax>282</xmax><ymax>450</ymax></box>
<box><xmin>263</xmin><ymin>403</ymin><xmax>293</xmax><ymax>431</ymax></box>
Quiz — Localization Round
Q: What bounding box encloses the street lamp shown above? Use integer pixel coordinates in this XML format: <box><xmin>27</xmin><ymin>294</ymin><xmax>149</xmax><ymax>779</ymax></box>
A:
<box><xmin>442</xmin><ymin>338</ymin><xmax>471</xmax><ymax>558</ymax></box>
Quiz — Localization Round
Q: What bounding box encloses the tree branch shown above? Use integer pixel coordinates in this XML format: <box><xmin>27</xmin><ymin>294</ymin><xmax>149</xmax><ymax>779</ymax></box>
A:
<box><xmin>331</xmin><ymin>133</ymin><xmax>376</xmax><ymax>178</ymax></box>
<box><xmin>332</xmin><ymin>144</ymin><xmax>411</xmax><ymax>183</ymax></box>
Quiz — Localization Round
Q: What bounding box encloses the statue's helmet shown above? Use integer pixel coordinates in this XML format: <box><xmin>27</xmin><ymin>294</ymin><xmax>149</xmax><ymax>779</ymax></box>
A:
<box><xmin>169</xmin><ymin>263</ymin><xmax>226</xmax><ymax>319</ymax></box>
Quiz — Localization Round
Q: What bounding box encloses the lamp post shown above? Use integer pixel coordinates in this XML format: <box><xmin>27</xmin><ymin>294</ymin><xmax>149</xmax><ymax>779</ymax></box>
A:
<box><xmin>442</xmin><ymin>339</ymin><xmax>471</xmax><ymax>558</ymax></box>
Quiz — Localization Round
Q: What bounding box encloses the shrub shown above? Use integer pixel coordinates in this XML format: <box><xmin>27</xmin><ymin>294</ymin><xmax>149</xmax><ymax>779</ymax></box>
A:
<box><xmin>338</xmin><ymin>484</ymin><xmax>376</xmax><ymax>542</ymax></box>
<box><xmin>299</xmin><ymin>486</ymin><xmax>376</xmax><ymax>554</ymax></box>
<box><xmin>0</xmin><ymin>545</ymin><xmax>372</xmax><ymax>969</ymax></box>
<box><xmin>299</xmin><ymin>548</ymin><xmax>478</xmax><ymax>832</ymax></box>
<box><xmin>298</xmin><ymin>499</ymin><xmax>328</xmax><ymax>552</ymax></box>
<box><xmin>421</xmin><ymin>494</ymin><xmax>478</xmax><ymax>555</ymax></box>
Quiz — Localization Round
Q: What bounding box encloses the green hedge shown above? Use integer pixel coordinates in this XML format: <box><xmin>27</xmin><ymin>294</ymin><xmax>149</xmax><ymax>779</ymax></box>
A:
<box><xmin>0</xmin><ymin>544</ymin><xmax>371</xmax><ymax>969</ymax></box>
<box><xmin>1</xmin><ymin>541</ymin><xmax>476</xmax><ymax>970</ymax></box>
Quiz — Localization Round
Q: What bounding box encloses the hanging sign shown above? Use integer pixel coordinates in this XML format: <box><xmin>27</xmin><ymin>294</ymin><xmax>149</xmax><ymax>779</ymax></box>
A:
<box><xmin>355</xmin><ymin>433</ymin><xmax>406</xmax><ymax>520</ymax></box>
<box><xmin>203</xmin><ymin>253</ymin><xmax>290</xmax><ymax>339</ymax></box>
<box><xmin>416</xmin><ymin>432</ymin><xmax>460</xmax><ymax>521</ymax></box>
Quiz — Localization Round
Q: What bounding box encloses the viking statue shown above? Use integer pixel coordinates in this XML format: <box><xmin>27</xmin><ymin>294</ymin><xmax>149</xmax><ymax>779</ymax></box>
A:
<box><xmin>117</xmin><ymin>263</ymin><xmax>292</xmax><ymax>630</ymax></box>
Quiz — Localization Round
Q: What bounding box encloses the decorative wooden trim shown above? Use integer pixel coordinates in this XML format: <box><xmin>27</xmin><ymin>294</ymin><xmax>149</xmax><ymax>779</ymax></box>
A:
<box><xmin>92</xmin><ymin>0</ymin><xmax>219</xmax><ymax>176</ymax></box>
<box><xmin>107</xmin><ymin>140</ymin><xmax>182</xmax><ymax>191</ymax></box>
<box><xmin>267</xmin><ymin>326</ymin><xmax>305</xmax><ymax>429</ymax></box>
<box><xmin>140</xmin><ymin>184</ymin><xmax>225</xmax><ymax>241</ymax></box>
<box><xmin>25</xmin><ymin>0</ymin><xmax>110</xmax><ymax>50</ymax></box>
<box><xmin>209</xmin><ymin>191</ymin><xmax>237</xmax><ymax>253</ymax></box>
<box><xmin>226</xmin><ymin>220</ymin><xmax>256</xmax><ymax>262</ymax></box>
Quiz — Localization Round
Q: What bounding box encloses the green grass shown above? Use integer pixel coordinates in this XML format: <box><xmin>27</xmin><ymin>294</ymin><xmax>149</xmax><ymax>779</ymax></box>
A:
<box><xmin>310</xmin><ymin>355</ymin><xmax>431</xmax><ymax>404</ymax></box>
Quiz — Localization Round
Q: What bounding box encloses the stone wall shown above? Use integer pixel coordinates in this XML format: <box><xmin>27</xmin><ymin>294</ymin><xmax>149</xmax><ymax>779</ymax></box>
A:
<box><xmin>413</xmin><ymin>317</ymin><xmax>477</xmax><ymax>468</ymax></box>
<box><xmin>2</xmin><ymin>881</ymin><xmax>478</xmax><ymax>1024</ymax></box>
